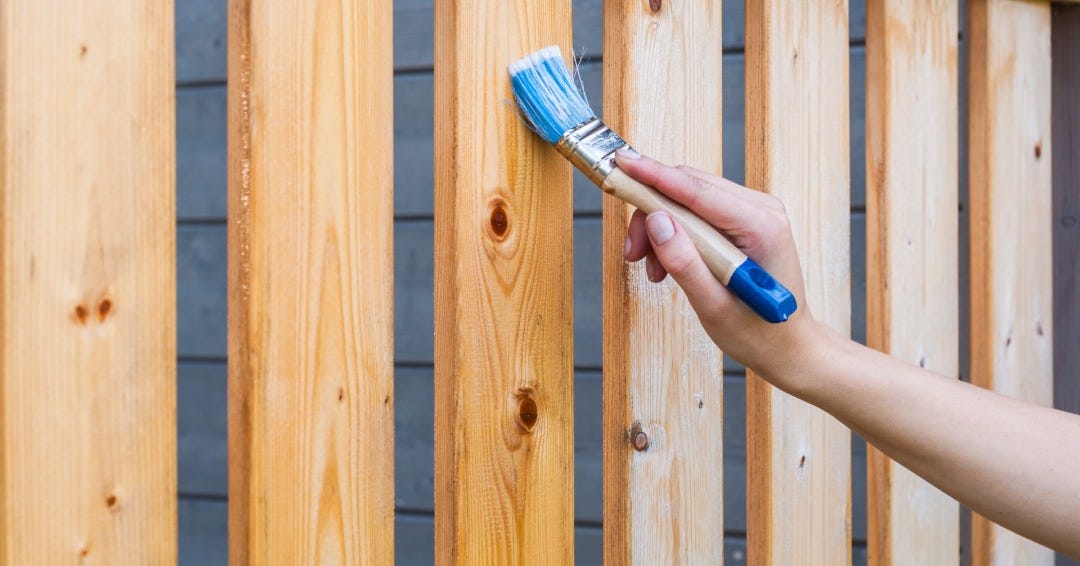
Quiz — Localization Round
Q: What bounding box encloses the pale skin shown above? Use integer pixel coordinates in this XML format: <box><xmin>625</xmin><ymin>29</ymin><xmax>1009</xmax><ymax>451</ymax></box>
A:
<box><xmin>614</xmin><ymin>148</ymin><xmax>1080</xmax><ymax>558</ymax></box>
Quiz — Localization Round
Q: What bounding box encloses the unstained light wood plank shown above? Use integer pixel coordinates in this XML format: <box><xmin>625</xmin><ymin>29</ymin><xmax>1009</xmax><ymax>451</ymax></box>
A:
<box><xmin>744</xmin><ymin>1</ymin><xmax>853</xmax><ymax>563</ymax></box>
<box><xmin>865</xmin><ymin>1</ymin><xmax>960</xmax><ymax>563</ymax></box>
<box><xmin>968</xmin><ymin>0</ymin><xmax>1054</xmax><ymax>564</ymax></box>
<box><xmin>227</xmin><ymin>0</ymin><xmax>395</xmax><ymax>562</ymax></box>
<box><xmin>0</xmin><ymin>1</ymin><xmax>177</xmax><ymax>563</ymax></box>
<box><xmin>601</xmin><ymin>1</ymin><xmax>725</xmax><ymax>564</ymax></box>
<box><xmin>433</xmin><ymin>1</ymin><xmax>574</xmax><ymax>564</ymax></box>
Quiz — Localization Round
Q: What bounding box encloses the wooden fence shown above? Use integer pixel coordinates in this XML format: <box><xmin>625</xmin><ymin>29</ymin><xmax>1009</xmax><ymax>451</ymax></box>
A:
<box><xmin>1</xmin><ymin>0</ymin><xmax>1078</xmax><ymax>564</ymax></box>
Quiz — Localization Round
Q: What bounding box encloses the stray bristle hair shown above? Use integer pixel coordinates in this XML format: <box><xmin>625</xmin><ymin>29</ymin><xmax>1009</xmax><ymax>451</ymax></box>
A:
<box><xmin>509</xmin><ymin>46</ymin><xmax>596</xmax><ymax>143</ymax></box>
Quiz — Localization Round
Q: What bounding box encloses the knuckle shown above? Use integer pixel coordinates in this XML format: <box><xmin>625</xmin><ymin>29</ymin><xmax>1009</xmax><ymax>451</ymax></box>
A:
<box><xmin>766</xmin><ymin>207</ymin><xmax>791</xmax><ymax>232</ymax></box>
<box><xmin>684</xmin><ymin>175</ymin><xmax>713</xmax><ymax>208</ymax></box>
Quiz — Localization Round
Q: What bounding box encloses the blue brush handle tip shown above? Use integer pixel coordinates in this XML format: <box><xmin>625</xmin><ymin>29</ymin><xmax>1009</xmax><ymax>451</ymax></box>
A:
<box><xmin>726</xmin><ymin>258</ymin><xmax>798</xmax><ymax>323</ymax></box>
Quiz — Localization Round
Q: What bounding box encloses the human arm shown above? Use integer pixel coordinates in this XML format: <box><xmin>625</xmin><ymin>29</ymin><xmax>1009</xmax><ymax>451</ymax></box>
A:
<box><xmin>615</xmin><ymin>149</ymin><xmax>1080</xmax><ymax>558</ymax></box>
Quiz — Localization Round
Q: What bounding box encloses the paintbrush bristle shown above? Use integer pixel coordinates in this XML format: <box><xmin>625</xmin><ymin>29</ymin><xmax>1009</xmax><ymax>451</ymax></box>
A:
<box><xmin>509</xmin><ymin>46</ymin><xmax>596</xmax><ymax>144</ymax></box>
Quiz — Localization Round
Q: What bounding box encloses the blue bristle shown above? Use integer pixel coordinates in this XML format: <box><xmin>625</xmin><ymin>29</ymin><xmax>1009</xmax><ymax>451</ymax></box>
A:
<box><xmin>509</xmin><ymin>46</ymin><xmax>597</xmax><ymax>144</ymax></box>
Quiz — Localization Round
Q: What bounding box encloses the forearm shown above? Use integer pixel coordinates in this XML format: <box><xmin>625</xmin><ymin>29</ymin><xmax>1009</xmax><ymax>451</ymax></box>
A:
<box><xmin>765</xmin><ymin>323</ymin><xmax>1080</xmax><ymax>557</ymax></box>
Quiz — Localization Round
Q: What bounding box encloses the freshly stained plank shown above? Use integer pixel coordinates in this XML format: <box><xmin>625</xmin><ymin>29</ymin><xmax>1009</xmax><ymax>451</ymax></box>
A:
<box><xmin>1052</xmin><ymin>4</ymin><xmax>1080</xmax><ymax>417</ymax></box>
<box><xmin>227</xmin><ymin>0</ymin><xmax>395</xmax><ymax>562</ymax></box>
<box><xmin>0</xmin><ymin>2</ymin><xmax>176</xmax><ymax>563</ymax></box>
<box><xmin>968</xmin><ymin>1</ymin><xmax>1054</xmax><ymax>563</ymax></box>
<box><xmin>865</xmin><ymin>1</ymin><xmax>960</xmax><ymax>563</ymax></box>
<box><xmin>602</xmin><ymin>1</ymin><xmax>725</xmax><ymax>564</ymax></box>
<box><xmin>744</xmin><ymin>1</ymin><xmax>853</xmax><ymax>563</ymax></box>
<box><xmin>433</xmin><ymin>1</ymin><xmax>574</xmax><ymax>563</ymax></box>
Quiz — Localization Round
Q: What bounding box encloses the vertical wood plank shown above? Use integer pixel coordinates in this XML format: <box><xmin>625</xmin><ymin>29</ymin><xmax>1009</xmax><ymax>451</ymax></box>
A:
<box><xmin>433</xmin><ymin>2</ymin><xmax>574</xmax><ymax>564</ymax></box>
<box><xmin>601</xmin><ymin>1</ymin><xmax>724</xmax><ymax>564</ymax></box>
<box><xmin>227</xmin><ymin>0</ymin><xmax>395</xmax><ymax>562</ymax></box>
<box><xmin>865</xmin><ymin>1</ymin><xmax>960</xmax><ymax>563</ymax></box>
<box><xmin>744</xmin><ymin>2</ymin><xmax>853</xmax><ymax>563</ymax></box>
<box><xmin>0</xmin><ymin>2</ymin><xmax>176</xmax><ymax>563</ymax></box>
<box><xmin>1052</xmin><ymin>4</ymin><xmax>1080</xmax><ymax>418</ymax></box>
<box><xmin>968</xmin><ymin>1</ymin><xmax>1054</xmax><ymax>564</ymax></box>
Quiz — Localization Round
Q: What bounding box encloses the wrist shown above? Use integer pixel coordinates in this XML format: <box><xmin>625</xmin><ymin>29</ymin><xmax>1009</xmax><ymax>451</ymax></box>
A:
<box><xmin>752</xmin><ymin>317</ymin><xmax>839</xmax><ymax>398</ymax></box>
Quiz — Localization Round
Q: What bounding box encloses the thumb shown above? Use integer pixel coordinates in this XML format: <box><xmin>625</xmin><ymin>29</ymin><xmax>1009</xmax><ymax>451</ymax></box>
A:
<box><xmin>645</xmin><ymin>212</ymin><xmax>728</xmax><ymax>311</ymax></box>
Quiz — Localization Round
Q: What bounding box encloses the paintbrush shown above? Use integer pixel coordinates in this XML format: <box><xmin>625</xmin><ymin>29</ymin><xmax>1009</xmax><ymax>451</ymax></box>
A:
<box><xmin>508</xmin><ymin>46</ymin><xmax>797</xmax><ymax>323</ymax></box>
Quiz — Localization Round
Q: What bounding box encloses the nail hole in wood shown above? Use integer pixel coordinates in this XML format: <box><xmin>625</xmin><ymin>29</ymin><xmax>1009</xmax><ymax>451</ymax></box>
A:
<box><xmin>1034</xmin><ymin>141</ymin><xmax>1042</xmax><ymax>159</ymax></box>
<box><xmin>337</xmin><ymin>388</ymin><xmax>345</xmax><ymax>402</ymax></box>
<box><xmin>799</xmin><ymin>455</ymin><xmax>806</xmax><ymax>468</ymax></box>
<box><xmin>631</xmin><ymin>430</ymin><xmax>649</xmax><ymax>452</ymax></box>
<box><xmin>74</xmin><ymin>304</ymin><xmax>89</xmax><ymax>324</ymax></box>
<box><xmin>106</xmin><ymin>494</ymin><xmax>117</xmax><ymax>508</ymax></box>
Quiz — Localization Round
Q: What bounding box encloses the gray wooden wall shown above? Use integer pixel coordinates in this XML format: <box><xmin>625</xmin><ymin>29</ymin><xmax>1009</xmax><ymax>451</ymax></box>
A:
<box><xmin>172</xmin><ymin>1</ymin><xmax>1073</xmax><ymax>564</ymax></box>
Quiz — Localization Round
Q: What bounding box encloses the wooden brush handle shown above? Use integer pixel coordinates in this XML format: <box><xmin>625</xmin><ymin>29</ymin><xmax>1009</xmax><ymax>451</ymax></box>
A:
<box><xmin>601</xmin><ymin>167</ymin><xmax>797</xmax><ymax>323</ymax></box>
<box><xmin>602</xmin><ymin>168</ymin><xmax>747</xmax><ymax>283</ymax></box>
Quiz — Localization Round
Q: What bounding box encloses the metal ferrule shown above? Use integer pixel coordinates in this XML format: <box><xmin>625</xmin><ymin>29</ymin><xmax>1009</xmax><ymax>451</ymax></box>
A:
<box><xmin>555</xmin><ymin>118</ymin><xmax>630</xmax><ymax>186</ymax></box>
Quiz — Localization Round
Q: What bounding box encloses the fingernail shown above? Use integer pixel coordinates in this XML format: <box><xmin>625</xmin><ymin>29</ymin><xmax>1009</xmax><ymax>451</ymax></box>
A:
<box><xmin>646</xmin><ymin>212</ymin><xmax>675</xmax><ymax>245</ymax></box>
<box><xmin>623</xmin><ymin>235</ymin><xmax>632</xmax><ymax>257</ymax></box>
<box><xmin>616</xmin><ymin>147</ymin><xmax>641</xmax><ymax>159</ymax></box>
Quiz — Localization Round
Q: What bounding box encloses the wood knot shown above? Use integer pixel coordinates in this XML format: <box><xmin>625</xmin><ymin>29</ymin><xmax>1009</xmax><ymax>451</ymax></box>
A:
<box><xmin>631</xmin><ymin>430</ymin><xmax>649</xmax><ymax>452</ymax></box>
<box><xmin>648</xmin><ymin>0</ymin><xmax>662</xmax><ymax>13</ymax></box>
<box><xmin>105</xmin><ymin>494</ymin><xmax>118</xmax><ymax>509</ymax></box>
<box><xmin>97</xmin><ymin>298</ymin><xmax>113</xmax><ymax>321</ymax></box>
<box><xmin>487</xmin><ymin>198</ymin><xmax>510</xmax><ymax>241</ymax></box>
<box><xmin>517</xmin><ymin>396</ymin><xmax>538</xmax><ymax>431</ymax></box>
<box><xmin>73</xmin><ymin>304</ymin><xmax>89</xmax><ymax>325</ymax></box>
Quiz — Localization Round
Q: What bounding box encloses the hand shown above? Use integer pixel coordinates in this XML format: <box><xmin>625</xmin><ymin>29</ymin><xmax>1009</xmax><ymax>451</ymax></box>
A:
<box><xmin>616</xmin><ymin>149</ymin><xmax>824</xmax><ymax>389</ymax></box>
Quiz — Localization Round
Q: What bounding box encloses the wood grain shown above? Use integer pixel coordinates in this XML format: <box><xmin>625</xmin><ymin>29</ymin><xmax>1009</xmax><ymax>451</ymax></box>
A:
<box><xmin>1052</xmin><ymin>3</ymin><xmax>1080</xmax><ymax>418</ymax></box>
<box><xmin>602</xmin><ymin>2</ymin><xmax>725</xmax><ymax>564</ymax></box>
<box><xmin>227</xmin><ymin>0</ymin><xmax>395</xmax><ymax>562</ymax></box>
<box><xmin>865</xmin><ymin>1</ymin><xmax>960</xmax><ymax>563</ymax></box>
<box><xmin>0</xmin><ymin>1</ymin><xmax>177</xmax><ymax>563</ymax></box>
<box><xmin>432</xmin><ymin>1</ymin><xmax>574</xmax><ymax>564</ymax></box>
<box><xmin>968</xmin><ymin>1</ymin><xmax>1054</xmax><ymax>564</ymax></box>
<box><xmin>177</xmin><ymin>496</ymin><xmax>808</xmax><ymax>566</ymax></box>
<box><xmin>744</xmin><ymin>1</ymin><xmax>853</xmax><ymax>563</ymax></box>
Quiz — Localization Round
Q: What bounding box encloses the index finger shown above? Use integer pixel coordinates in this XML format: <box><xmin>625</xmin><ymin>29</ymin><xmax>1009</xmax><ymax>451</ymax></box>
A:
<box><xmin>614</xmin><ymin>150</ymin><xmax>771</xmax><ymax>233</ymax></box>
